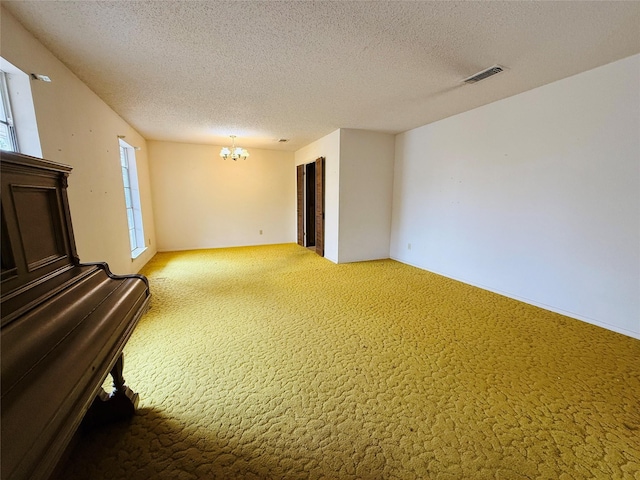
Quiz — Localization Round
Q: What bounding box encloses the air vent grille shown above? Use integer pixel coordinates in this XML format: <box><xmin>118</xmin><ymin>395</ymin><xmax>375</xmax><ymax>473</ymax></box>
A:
<box><xmin>463</xmin><ymin>65</ymin><xmax>504</xmax><ymax>84</ymax></box>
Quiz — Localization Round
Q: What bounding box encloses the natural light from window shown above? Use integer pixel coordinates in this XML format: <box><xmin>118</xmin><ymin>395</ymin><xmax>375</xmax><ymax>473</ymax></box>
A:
<box><xmin>119</xmin><ymin>139</ymin><xmax>146</xmax><ymax>259</ymax></box>
<box><xmin>0</xmin><ymin>71</ymin><xmax>18</xmax><ymax>152</ymax></box>
<box><xmin>0</xmin><ymin>57</ymin><xmax>42</xmax><ymax>157</ymax></box>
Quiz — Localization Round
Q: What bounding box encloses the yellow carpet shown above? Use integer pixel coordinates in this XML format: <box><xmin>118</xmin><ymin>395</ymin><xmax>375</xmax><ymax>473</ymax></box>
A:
<box><xmin>61</xmin><ymin>244</ymin><xmax>639</xmax><ymax>479</ymax></box>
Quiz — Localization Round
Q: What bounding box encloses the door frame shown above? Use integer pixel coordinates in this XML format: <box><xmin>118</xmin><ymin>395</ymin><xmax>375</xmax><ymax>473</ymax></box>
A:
<box><xmin>296</xmin><ymin>157</ymin><xmax>325</xmax><ymax>256</ymax></box>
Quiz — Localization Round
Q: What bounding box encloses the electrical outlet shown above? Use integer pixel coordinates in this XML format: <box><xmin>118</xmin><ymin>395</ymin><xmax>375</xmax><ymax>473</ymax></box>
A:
<box><xmin>408</xmin><ymin>243</ymin><xmax>411</xmax><ymax>250</ymax></box>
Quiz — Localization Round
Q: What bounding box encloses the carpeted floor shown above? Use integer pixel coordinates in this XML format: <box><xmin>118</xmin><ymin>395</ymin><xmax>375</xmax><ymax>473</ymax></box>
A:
<box><xmin>60</xmin><ymin>244</ymin><xmax>639</xmax><ymax>479</ymax></box>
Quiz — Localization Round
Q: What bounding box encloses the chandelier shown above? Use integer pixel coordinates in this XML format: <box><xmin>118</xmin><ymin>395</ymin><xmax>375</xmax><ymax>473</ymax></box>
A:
<box><xmin>219</xmin><ymin>135</ymin><xmax>250</xmax><ymax>161</ymax></box>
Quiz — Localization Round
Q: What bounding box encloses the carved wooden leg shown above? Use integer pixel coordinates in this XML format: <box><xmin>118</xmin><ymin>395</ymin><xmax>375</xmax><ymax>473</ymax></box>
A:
<box><xmin>111</xmin><ymin>354</ymin><xmax>126</xmax><ymax>391</ymax></box>
<box><xmin>107</xmin><ymin>353</ymin><xmax>140</xmax><ymax>413</ymax></box>
<box><xmin>83</xmin><ymin>354</ymin><xmax>139</xmax><ymax>429</ymax></box>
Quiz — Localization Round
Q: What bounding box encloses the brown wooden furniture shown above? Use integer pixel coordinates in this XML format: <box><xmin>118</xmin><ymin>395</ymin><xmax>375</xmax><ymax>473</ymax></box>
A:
<box><xmin>1</xmin><ymin>151</ymin><xmax>150</xmax><ymax>480</ymax></box>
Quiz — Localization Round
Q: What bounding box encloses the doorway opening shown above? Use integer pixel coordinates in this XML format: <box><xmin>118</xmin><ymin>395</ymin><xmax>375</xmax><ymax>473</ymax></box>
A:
<box><xmin>297</xmin><ymin>157</ymin><xmax>324</xmax><ymax>256</ymax></box>
<box><xmin>304</xmin><ymin>162</ymin><xmax>315</xmax><ymax>247</ymax></box>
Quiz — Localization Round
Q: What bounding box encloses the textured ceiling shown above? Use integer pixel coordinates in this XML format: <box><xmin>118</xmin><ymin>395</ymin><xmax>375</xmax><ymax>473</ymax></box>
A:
<box><xmin>2</xmin><ymin>1</ymin><xmax>640</xmax><ymax>151</ymax></box>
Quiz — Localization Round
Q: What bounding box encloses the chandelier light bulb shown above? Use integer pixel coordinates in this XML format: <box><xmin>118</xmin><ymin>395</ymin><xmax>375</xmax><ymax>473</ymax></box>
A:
<box><xmin>220</xmin><ymin>135</ymin><xmax>249</xmax><ymax>161</ymax></box>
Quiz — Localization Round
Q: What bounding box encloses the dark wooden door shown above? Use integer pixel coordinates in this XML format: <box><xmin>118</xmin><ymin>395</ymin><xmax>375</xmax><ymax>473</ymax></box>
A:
<box><xmin>315</xmin><ymin>157</ymin><xmax>325</xmax><ymax>256</ymax></box>
<box><xmin>296</xmin><ymin>164</ymin><xmax>304</xmax><ymax>246</ymax></box>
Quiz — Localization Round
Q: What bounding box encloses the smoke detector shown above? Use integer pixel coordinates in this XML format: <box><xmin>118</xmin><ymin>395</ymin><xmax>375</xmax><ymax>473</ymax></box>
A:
<box><xmin>463</xmin><ymin>65</ymin><xmax>505</xmax><ymax>84</ymax></box>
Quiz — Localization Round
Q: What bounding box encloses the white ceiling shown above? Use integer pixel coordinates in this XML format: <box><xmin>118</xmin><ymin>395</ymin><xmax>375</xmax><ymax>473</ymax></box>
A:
<box><xmin>3</xmin><ymin>1</ymin><xmax>640</xmax><ymax>151</ymax></box>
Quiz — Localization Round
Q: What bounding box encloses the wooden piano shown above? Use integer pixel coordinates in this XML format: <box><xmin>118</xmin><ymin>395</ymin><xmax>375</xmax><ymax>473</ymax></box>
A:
<box><xmin>1</xmin><ymin>152</ymin><xmax>151</xmax><ymax>480</ymax></box>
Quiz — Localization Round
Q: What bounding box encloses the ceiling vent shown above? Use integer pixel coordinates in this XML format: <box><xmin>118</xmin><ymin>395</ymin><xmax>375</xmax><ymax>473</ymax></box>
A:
<box><xmin>463</xmin><ymin>65</ymin><xmax>504</xmax><ymax>84</ymax></box>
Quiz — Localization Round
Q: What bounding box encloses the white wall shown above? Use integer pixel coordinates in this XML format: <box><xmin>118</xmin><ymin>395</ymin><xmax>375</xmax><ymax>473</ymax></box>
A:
<box><xmin>294</xmin><ymin>129</ymin><xmax>395</xmax><ymax>264</ymax></box>
<box><xmin>0</xmin><ymin>8</ymin><xmax>156</xmax><ymax>274</ymax></box>
<box><xmin>148</xmin><ymin>141</ymin><xmax>295</xmax><ymax>251</ymax></box>
<box><xmin>338</xmin><ymin>129</ymin><xmax>394</xmax><ymax>263</ymax></box>
<box><xmin>391</xmin><ymin>54</ymin><xmax>640</xmax><ymax>339</ymax></box>
<box><xmin>295</xmin><ymin>129</ymin><xmax>341</xmax><ymax>263</ymax></box>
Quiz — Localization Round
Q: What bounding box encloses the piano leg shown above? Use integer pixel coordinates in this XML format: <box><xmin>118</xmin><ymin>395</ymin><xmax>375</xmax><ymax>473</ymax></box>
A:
<box><xmin>109</xmin><ymin>354</ymin><xmax>140</xmax><ymax>411</ymax></box>
<box><xmin>82</xmin><ymin>354</ymin><xmax>140</xmax><ymax>429</ymax></box>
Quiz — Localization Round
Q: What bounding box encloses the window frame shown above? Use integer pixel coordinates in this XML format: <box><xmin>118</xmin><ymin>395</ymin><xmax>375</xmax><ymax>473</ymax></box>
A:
<box><xmin>119</xmin><ymin>139</ymin><xmax>147</xmax><ymax>259</ymax></box>
<box><xmin>0</xmin><ymin>71</ymin><xmax>19</xmax><ymax>152</ymax></box>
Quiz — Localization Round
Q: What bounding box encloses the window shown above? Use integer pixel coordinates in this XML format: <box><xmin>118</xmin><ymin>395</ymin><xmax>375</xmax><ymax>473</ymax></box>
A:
<box><xmin>119</xmin><ymin>139</ymin><xmax>146</xmax><ymax>258</ymax></box>
<box><xmin>0</xmin><ymin>57</ymin><xmax>42</xmax><ymax>157</ymax></box>
<box><xmin>0</xmin><ymin>71</ymin><xmax>18</xmax><ymax>152</ymax></box>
